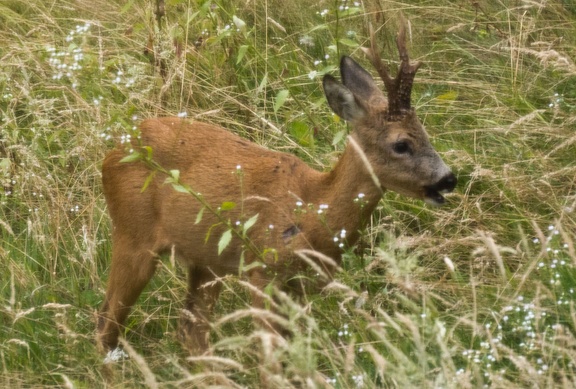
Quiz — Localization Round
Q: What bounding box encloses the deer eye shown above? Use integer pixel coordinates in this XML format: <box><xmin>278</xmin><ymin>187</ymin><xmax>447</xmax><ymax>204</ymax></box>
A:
<box><xmin>393</xmin><ymin>141</ymin><xmax>411</xmax><ymax>155</ymax></box>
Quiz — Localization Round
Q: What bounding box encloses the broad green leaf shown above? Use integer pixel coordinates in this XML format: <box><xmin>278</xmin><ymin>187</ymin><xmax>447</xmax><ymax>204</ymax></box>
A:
<box><xmin>171</xmin><ymin>183</ymin><xmax>190</xmax><ymax>194</ymax></box>
<box><xmin>0</xmin><ymin>158</ymin><xmax>11</xmax><ymax>172</ymax></box>
<box><xmin>220</xmin><ymin>201</ymin><xmax>236</xmax><ymax>211</ymax></box>
<box><xmin>236</xmin><ymin>45</ymin><xmax>249</xmax><ymax>64</ymax></box>
<box><xmin>274</xmin><ymin>89</ymin><xmax>290</xmax><ymax>113</ymax></box>
<box><xmin>243</xmin><ymin>213</ymin><xmax>259</xmax><ymax>236</ymax></box>
<box><xmin>332</xmin><ymin>130</ymin><xmax>346</xmax><ymax>146</ymax></box>
<box><xmin>288</xmin><ymin>120</ymin><xmax>314</xmax><ymax>147</ymax></box>
<box><xmin>119</xmin><ymin>151</ymin><xmax>142</xmax><ymax>163</ymax></box>
<box><xmin>218</xmin><ymin>229</ymin><xmax>232</xmax><ymax>255</ymax></box>
<box><xmin>338</xmin><ymin>38</ymin><xmax>358</xmax><ymax>48</ymax></box>
<box><xmin>257</xmin><ymin>73</ymin><xmax>268</xmax><ymax>95</ymax></box>
<box><xmin>232</xmin><ymin>15</ymin><xmax>246</xmax><ymax>31</ymax></box>
<box><xmin>169</xmin><ymin>169</ymin><xmax>180</xmax><ymax>181</ymax></box>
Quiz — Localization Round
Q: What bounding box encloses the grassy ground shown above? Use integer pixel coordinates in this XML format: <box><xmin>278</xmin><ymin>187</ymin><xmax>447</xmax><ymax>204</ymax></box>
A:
<box><xmin>1</xmin><ymin>0</ymin><xmax>575</xmax><ymax>387</ymax></box>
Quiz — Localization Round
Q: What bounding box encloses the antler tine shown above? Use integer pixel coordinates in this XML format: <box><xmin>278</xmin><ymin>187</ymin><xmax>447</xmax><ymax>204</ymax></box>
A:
<box><xmin>365</xmin><ymin>24</ymin><xmax>395</xmax><ymax>92</ymax></box>
<box><xmin>395</xmin><ymin>21</ymin><xmax>421</xmax><ymax>113</ymax></box>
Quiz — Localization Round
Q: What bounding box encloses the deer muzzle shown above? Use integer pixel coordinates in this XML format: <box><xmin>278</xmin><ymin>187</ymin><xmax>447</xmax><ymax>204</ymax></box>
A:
<box><xmin>424</xmin><ymin>173</ymin><xmax>457</xmax><ymax>205</ymax></box>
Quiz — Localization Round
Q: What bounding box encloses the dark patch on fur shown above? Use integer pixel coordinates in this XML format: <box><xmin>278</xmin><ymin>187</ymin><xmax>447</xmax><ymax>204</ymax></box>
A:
<box><xmin>282</xmin><ymin>224</ymin><xmax>301</xmax><ymax>244</ymax></box>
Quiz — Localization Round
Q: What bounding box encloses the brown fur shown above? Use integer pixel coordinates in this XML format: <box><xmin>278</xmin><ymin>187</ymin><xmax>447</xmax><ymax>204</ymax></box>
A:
<box><xmin>98</xmin><ymin>47</ymin><xmax>456</xmax><ymax>354</ymax></box>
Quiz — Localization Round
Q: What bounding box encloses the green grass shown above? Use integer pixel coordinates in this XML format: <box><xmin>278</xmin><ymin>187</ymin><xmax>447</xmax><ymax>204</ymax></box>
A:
<box><xmin>1</xmin><ymin>0</ymin><xmax>575</xmax><ymax>387</ymax></box>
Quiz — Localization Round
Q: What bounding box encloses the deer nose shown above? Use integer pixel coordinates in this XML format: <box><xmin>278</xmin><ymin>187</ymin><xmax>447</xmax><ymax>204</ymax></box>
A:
<box><xmin>437</xmin><ymin>172</ymin><xmax>457</xmax><ymax>193</ymax></box>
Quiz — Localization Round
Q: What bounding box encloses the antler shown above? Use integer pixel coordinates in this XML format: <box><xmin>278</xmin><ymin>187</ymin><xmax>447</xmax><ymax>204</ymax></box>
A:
<box><xmin>364</xmin><ymin>22</ymin><xmax>421</xmax><ymax>120</ymax></box>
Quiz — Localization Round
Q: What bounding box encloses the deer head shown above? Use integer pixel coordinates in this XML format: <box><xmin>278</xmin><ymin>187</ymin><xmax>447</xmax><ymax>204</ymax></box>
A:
<box><xmin>322</xmin><ymin>23</ymin><xmax>456</xmax><ymax>205</ymax></box>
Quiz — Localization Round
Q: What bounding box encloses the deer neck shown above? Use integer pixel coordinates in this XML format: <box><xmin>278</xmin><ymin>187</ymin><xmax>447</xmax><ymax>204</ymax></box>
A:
<box><xmin>306</xmin><ymin>134</ymin><xmax>384</xmax><ymax>249</ymax></box>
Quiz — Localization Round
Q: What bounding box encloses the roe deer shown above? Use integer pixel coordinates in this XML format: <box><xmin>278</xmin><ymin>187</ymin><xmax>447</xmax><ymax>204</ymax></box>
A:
<box><xmin>97</xmin><ymin>25</ymin><xmax>457</xmax><ymax>356</ymax></box>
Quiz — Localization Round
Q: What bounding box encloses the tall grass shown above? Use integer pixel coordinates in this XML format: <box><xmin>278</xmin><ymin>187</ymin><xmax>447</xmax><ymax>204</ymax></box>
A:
<box><xmin>1</xmin><ymin>0</ymin><xmax>575</xmax><ymax>387</ymax></box>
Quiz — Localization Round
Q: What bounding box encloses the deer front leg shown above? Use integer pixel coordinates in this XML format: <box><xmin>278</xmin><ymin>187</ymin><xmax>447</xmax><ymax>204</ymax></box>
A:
<box><xmin>97</xmin><ymin>244</ymin><xmax>158</xmax><ymax>354</ymax></box>
<box><xmin>247</xmin><ymin>267</ymin><xmax>290</xmax><ymax>337</ymax></box>
<box><xmin>178</xmin><ymin>266</ymin><xmax>222</xmax><ymax>354</ymax></box>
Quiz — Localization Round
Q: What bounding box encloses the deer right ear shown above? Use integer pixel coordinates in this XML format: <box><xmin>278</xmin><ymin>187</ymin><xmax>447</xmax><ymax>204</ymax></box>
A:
<box><xmin>323</xmin><ymin>74</ymin><xmax>367</xmax><ymax>122</ymax></box>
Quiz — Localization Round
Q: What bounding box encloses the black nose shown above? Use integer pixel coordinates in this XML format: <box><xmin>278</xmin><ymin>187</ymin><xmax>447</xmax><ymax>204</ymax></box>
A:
<box><xmin>437</xmin><ymin>173</ymin><xmax>457</xmax><ymax>193</ymax></box>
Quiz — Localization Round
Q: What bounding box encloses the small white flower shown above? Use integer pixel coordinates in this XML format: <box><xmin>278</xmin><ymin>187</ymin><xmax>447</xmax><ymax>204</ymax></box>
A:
<box><xmin>299</xmin><ymin>35</ymin><xmax>314</xmax><ymax>47</ymax></box>
<box><xmin>103</xmin><ymin>347</ymin><xmax>129</xmax><ymax>364</ymax></box>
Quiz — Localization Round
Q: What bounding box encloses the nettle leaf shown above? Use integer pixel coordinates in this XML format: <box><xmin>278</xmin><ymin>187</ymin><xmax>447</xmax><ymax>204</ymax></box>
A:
<box><xmin>243</xmin><ymin>213</ymin><xmax>259</xmax><ymax>236</ymax></box>
<box><xmin>274</xmin><ymin>89</ymin><xmax>290</xmax><ymax>113</ymax></box>
<box><xmin>218</xmin><ymin>229</ymin><xmax>232</xmax><ymax>255</ymax></box>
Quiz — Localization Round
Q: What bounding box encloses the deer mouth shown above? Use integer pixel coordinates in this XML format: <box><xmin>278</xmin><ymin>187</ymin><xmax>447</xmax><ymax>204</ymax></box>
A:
<box><xmin>424</xmin><ymin>188</ymin><xmax>448</xmax><ymax>205</ymax></box>
<box><xmin>423</xmin><ymin>173</ymin><xmax>457</xmax><ymax>206</ymax></box>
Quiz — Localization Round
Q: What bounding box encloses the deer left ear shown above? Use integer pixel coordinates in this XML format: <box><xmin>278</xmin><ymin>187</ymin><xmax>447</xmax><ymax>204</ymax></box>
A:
<box><xmin>340</xmin><ymin>56</ymin><xmax>380</xmax><ymax>101</ymax></box>
<box><xmin>323</xmin><ymin>74</ymin><xmax>367</xmax><ymax>122</ymax></box>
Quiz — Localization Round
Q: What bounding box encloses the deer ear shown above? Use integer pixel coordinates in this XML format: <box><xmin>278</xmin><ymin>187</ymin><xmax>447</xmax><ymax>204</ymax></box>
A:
<box><xmin>340</xmin><ymin>56</ymin><xmax>380</xmax><ymax>101</ymax></box>
<box><xmin>323</xmin><ymin>74</ymin><xmax>367</xmax><ymax>122</ymax></box>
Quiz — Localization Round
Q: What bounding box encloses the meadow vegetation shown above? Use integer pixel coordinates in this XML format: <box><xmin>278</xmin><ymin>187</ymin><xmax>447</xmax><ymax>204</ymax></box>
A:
<box><xmin>1</xmin><ymin>0</ymin><xmax>575</xmax><ymax>387</ymax></box>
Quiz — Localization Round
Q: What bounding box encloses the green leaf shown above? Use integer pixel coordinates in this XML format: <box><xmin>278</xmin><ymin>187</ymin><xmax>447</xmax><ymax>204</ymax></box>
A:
<box><xmin>338</xmin><ymin>38</ymin><xmax>358</xmax><ymax>48</ymax></box>
<box><xmin>195</xmin><ymin>207</ymin><xmax>205</xmax><ymax>224</ymax></box>
<box><xmin>119</xmin><ymin>151</ymin><xmax>142</xmax><ymax>163</ymax></box>
<box><xmin>274</xmin><ymin>89</ymin><xmax>290</xmax><ymax>113</ymax></box>
<box><xmin>0</xmin><ymin>158</ymin><xmax>11</xmax><ymax>172</ymax></box>
<box><xmin>218</xmin><ymin>230</ymin><xmax>232</xmax><ymax>255</ymax></box>
<box><xmin>141</xmin><ymin>171</ymin><xmax>156</xmax><ymax>193</ymax></box>
<box><xmin>169</xmin><ymin>169</ymin><xmax>180</xmax><ymax>181</ymax></box>
<box><xmin>243</xmin><ymin>213</ymin><xmax>259</xmax><ymax>236</ymax></box>
<box><xmin>220</xmin><ymin>201</ymin><xmax>236</xmax><ymax>211</ymax></box>
<box><xmin>142</xmin><ymin>145</ymin><xmax>153</xmax><ymax>160</ymax></box>
<box><xmin>232</xmin><ymin>15</ymin><xmax>246</xmax><ymax>31</ymax></box>
<box><xmin>236</xmin><ymin>45</ymin><xmax>249</xmax><ymax>64</ymax></box>
<box><xmin>332</xmin><ymin>130</ymin><xmax>346</xmax><ymax>146</ymax></box>
<box><xmin>257</xmin><ymin>73</ymin><xmax>268</xmax><ymax>95</ymax></box>
<box><xmin>288</xmin><ymin>120</ymin><xmax>314</xmax><ymax>147</ymax></box>
<box><xmin>171</xmin><ymin>183</ymin><xmax>190</xmax><ymax>194</ymax></box>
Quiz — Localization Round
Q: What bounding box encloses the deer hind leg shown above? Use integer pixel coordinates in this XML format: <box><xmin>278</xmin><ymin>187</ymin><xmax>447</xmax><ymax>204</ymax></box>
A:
<box><xmin>178</xmin><ymin>266</ymin><xmax>222</xmax><ymax>354</ymax></box>
<box><xmin>97</xmin><ymin>240</ymin><xmax>158</xmax><ymax>353</ymax></box>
